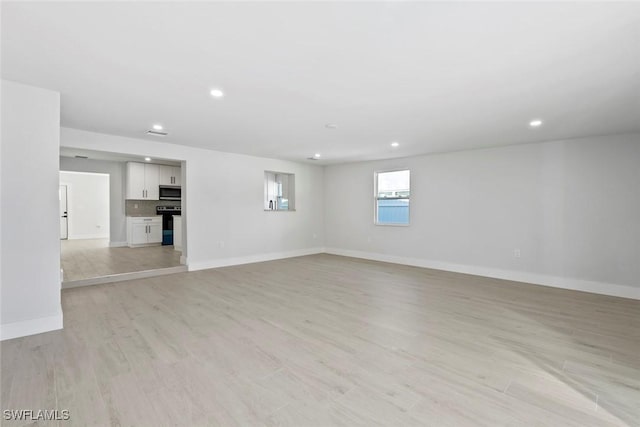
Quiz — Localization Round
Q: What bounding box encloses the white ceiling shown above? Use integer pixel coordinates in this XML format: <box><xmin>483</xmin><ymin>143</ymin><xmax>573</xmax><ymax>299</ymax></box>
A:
<box><xmin>3</xmin><ymin>2</ymin><xmax>639</xmax><ymax>164</ymax></box>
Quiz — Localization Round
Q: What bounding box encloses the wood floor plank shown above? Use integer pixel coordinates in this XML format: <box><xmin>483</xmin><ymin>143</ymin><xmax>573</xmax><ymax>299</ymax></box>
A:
<box><xmin>1</xmin><ymin>254</ymin><xmax>638</xmax><ymax>426</ymax></box>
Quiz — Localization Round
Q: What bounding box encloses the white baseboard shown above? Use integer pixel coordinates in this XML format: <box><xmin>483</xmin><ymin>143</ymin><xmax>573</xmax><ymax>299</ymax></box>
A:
<box><xmin>109</xmin><ymin>241</ymin><xmax>127</xmax><ymax>247</ymax></box>
<box><xmin>325</xmin><ymin>248</ymin><xmax>640</xmax><ymax>300</ymax></box>
<box><xmin>0</xmin><ymin>311</ymin><xmax>63</xmax><ymax>341</ymax></box>
<box><xmin>188</xmin><ymin>247</ymin><xmax>325</xmax><ymax>271</ymax></box>
<box><xmin>68</xmin><ymin>233</ymin><xmax>109</xmax><ymax>240</ymax></box>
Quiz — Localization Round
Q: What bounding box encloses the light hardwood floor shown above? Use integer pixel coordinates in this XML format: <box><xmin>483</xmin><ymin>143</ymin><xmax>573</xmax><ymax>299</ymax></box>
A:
<box><xmin>2</xmin><ymin>254</ymin><xmax>639</xmax><ymax>426</ymax></box>
<box><xmin>61</xmin><ymin>238</ymin><xmax>182</xmax><ymax>282</ymax></box>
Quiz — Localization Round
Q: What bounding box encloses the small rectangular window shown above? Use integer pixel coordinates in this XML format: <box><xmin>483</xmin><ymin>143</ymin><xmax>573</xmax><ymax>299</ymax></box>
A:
<box><xmin>264</xmin><ymin>171</ymin><xmax>295</xmax><ymax>211</ymax></box>
<box><xmin>375</xmin><ymin>169</ymin><xmax>410</xmax><ymax>225</ymax></box>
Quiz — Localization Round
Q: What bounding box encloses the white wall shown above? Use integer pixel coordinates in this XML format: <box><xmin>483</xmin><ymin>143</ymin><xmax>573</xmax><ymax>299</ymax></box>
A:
<box><xmin>59</xmin><ymin>171</ymin><xmax>110</xmax><ymax>240</ymax></box>
<box><xmin>60</xmin><ymin>127</ymin><xmax>325</xmax><ymax>269</ymax></box>
<box><xmin>1</xmin><ymin>80</ymin><xmax>62</xmax><ymax>340</ymax></box>
<box><xmin>59</xmin><ymin>157</ymin><xmax>126</xmax><ymax>244</ymax></box>
<box><xmin>324</xmin><ymin>134</ymin><xmax>640</xmax><ymax>299</ymax></box>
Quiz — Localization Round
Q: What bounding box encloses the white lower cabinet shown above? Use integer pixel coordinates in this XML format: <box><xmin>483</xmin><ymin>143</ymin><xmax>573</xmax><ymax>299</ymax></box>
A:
<box><xmin>127</xmin><ymin>216</ymin><xmax>162</xmax><ymax>247</ymax></box>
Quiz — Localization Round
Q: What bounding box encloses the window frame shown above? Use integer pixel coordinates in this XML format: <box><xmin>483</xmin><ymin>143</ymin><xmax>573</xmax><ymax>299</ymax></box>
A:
<box><xmin>373</xmin><ymin>168</ymin><xmax>411</xmax><ymax>226</ymax></box>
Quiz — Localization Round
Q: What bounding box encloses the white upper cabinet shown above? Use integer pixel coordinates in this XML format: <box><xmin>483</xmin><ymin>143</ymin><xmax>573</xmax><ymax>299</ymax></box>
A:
<box><xmin>159</xmin><ymin>166</ymin><xmax>172</xmax><ymax>186</ymax></box>
<box><xmin>126</xmin><ymin>162</ymin><xmax>146</xmax><ymax>200</ymax></box>
<box><xmin>159</xmin><ymin>165</ymin><xmax>181</xmax><ymax>186</ymax></box>
<box><xmin>126</xmin><ymin>162</ymin><xmax>160</xmax><ymax>200</ymax></box>
<box><xmin>145</xmin><ymin>164</ymin><xmax>160</xmax><ymax>200</ymax></box>
<box><xmin>172</xmin><ymin>167</ymin><xmax>182</xmax><ymax>186</ymax></box>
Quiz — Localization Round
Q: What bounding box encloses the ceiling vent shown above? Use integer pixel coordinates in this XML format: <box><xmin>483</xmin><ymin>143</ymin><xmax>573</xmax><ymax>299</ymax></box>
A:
<box><xmin>74</xmin><ymin>155</ymin><xmax>89</xmax><ymax>159</ymax></box>
<box><xmin>147</xmin><ymin>130</ymin><xmax>168</xmax><ymax>136</ymax></box>
<box><xmin>306</xmin><ymin>157</ymin><xmax>319</xmax><ymax>161</ymax></box>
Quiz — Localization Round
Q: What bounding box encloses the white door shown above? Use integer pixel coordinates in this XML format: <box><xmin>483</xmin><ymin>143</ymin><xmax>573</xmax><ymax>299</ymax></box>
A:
<box><xmin>59</xmin><ymin>185</ymin><xmax>68</xmax><ymax>239</ymax></box>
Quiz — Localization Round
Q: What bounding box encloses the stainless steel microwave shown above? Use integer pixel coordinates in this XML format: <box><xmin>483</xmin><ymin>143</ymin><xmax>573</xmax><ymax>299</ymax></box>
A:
<box><xmin>159</xmin><ymin>185</ymin><xmax>181</xmax><ymax>201</ymax></box>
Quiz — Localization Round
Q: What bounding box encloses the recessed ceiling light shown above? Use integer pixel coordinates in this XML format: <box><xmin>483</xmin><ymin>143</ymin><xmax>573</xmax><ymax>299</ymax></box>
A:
<box><xmin>325</xmin><ymin>124</ymin><xmax>337</xmax><ymax>129</ymax></box>
<box><xmin>152</xmin><ymin>124</ymin><xmax>163</xmax><ymax>131</ymax></box>
<box><xmin>314</xmin><ymin>153</ymin><xmax>321</xmax><ymax>158</ymax></box>
<box><xmin>145</xmin><ymin>157</ymin><xmax>152</xmax><ymax>162</ymax></box>
<box><xmin>210</xmin><ymin>88</ymin><xmax>224</xmax><ymax>98</ymax></box>
<box><xmin>391</xmin><ymin>141</ymin><xmax>400</xmax><ymax>147</ymax></box>
<box><xmin>529</xmin><ymin>119</ymin><xmax>543</xmax><ymax>128</ymax></box>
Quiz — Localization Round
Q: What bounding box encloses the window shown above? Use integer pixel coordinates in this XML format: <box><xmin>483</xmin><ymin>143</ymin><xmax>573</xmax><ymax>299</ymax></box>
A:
<box><xmin>264</xmin><ymin>171</ymin><xmax>295</xmax><ymax>211</ymax></box>
<box><xmin>375</xmin><ymin>169</ymin><xmax>410</xmax><ymax>225</ymax></box>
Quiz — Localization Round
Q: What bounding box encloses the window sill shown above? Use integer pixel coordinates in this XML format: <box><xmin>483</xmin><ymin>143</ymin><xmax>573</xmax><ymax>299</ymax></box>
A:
<box><xmin>374</xmin><ymin>222</ymin><xmax>410</xmax><ymax>227</ymax></box>
<box><xmin>264</xmin><ymin>209</ymin><xmax>296</xmax><ymax>212</ymax></box>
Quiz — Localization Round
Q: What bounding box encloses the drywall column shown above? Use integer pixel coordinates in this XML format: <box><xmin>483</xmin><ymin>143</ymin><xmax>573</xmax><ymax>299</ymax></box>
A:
<box><xmin>1</xmin><ymin>80</ymin><xmax>62</xmax><ymax>340</ymax></box>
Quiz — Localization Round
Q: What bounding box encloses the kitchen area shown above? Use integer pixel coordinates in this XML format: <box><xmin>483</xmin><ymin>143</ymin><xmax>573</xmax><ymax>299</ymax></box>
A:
<box><xmin>59</xmin><ymin>149</ymin><xmax>186</xmax><ymax>287</ymax></box>
<box><xmin>125</xmin><ymin>161</ymin><xmax>183</xmax><ymax>252</ymax></box>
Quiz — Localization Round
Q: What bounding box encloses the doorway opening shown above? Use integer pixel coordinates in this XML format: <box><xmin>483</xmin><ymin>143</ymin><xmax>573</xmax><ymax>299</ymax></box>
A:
<box><xmin>59</xmin><ymin>171</ymin><xmax>110</xmax><ymax>240</ymax></box>
<box><xmin>59</xmin><ymin>149</ymin><xmax>187</xmax><ymax>287</ymax></box>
